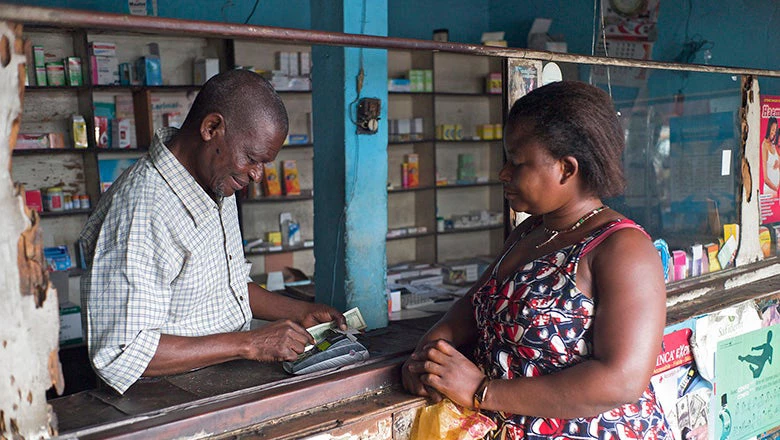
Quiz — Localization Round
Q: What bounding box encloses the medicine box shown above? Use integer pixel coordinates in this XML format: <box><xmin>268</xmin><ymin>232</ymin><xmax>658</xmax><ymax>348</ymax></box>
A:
<box><xmin>282</xmin><ymin>160</ymin><xmax>301</xmax><ymax>195</ymax></box>
<box><xmin>441</xmin><ymin>260</ymin><xmax>480</xmax><ymax>285</ymax></box>
<box><xmin>32</xmin><ymin>45</ymin><xmax>45</xmax><ymax>67</ymax></box>
<box><xmin>262</xmin><ymin>162</ymin><xmax>282</xmax><ymax>196</ymax></box>
<box><xmin>136</xmin><ymin>56</ymin><xmax>162</xmax><ymax>86</ymax></box>
<box><xmin>90</xmin><ymin>55</ymin><xmax>119</xmax><ymax>85</ymax></box>
<box><xmin>59</xmin><ymin>302</ymin><xmax>83</xmax><ymax>345</ymax></box>
<box><xmin>65</xmin><ymin>57</ymin><xmax>82</xmax><ymax>86</ymax></box>
<box><xmin>45</xmin><ymin>62</ymin><xmax>66</xmax><ymax>86</ymax></box>
<box><xmin>194</xmin><ymin>58</ymin><xmax>219</xmax><ymax>85</ymax></box>
<box><xmin>25</xmin><ymin>189</ymin><xmax>43</xmax><ymax>212</ymax></box>
<box><xmin>111</xmin><ymin>118</ymin><xmax>132</xmax><ymax>149</ymax></box>
<box><xmin>89</xmin><ymin>41</ymin><xmax>117</xmax><ymax>57</ymax></box>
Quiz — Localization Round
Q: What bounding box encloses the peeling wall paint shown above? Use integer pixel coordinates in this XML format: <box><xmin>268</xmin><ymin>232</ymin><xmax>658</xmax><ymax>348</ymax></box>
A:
<box><xmin>0</xmin><ymin>20</ymin><xmax>61</xmax><ymax>439</ymax></box>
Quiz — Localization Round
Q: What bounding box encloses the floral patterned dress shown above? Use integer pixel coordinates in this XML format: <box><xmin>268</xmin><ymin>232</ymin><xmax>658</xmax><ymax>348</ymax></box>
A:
<box><xmin>472</xmin><ymin>218</ymin><xmax>672</xmax><ymax>440</ymax></box>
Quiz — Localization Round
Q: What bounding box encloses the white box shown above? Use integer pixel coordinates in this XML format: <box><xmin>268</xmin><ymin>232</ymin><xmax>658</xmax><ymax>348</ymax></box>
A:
<box><xmin>111</xmin><ymin>118</ymin><xmax>132</xmax><ymax>149</ymax></box>
<box><xmin>275</xmin><ymin>51</ymin><xmax>290</xmax><ymax>75</ymax></box>
<box><xmin>90</xmin><ymin>55</ymin><xmax>119</xmax><ymax>85</ymax></box>
<box><xmin>299</xmin><ymin>52</ymin><xmax>311</xmax><ymax>76</ymax></box>
<box><xmin>193</xmin><ymin>58</ymin><xmax>219</xmax><ymax>85</ymax></box>
<box><xmin>59</xmin><ymin>302</ymin><xmax>83</xmax><ymax>345</ymax></box>
<box><xmin>288</xmin><ymin>52</ymin><xmax>300</xmax><ymax>77</ymax></box>
<box><xmin>89</xmin><ymin>41</ymin><xmax>117</xmax><ymax>57</ymax></box>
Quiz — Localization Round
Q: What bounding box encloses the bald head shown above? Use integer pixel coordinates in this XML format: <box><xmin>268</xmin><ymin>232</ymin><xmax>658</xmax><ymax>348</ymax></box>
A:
<box><xmin>182</xmin><ymin>69</ymin><xmax>289</xmax><ymax>140</ymax></box>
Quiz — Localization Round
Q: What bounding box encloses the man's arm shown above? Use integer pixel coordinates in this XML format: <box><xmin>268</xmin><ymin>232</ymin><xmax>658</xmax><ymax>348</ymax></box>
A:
<box><xmin>247</xmin><ymin>282</ymin><xmax>346</xmax><ymax>329</ymax></box>
<box><xmin>143</xmin><ymin>320</ymin><xmax>314</xmax><ymax>376</ymax></box>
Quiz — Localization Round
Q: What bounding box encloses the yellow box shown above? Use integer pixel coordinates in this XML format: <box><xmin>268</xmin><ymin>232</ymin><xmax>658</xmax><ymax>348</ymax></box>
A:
<box><xmin>266</xmin><ymin>231</ymin><xmax>283</xmax><ymax>246</ymax></box>
<box><xmin>262</xmin><ymin>162</ymin><xmax>281</xmax><ymax>196</ymax></box>
<box><xmin>493</xmin><ymin>123</ymin><xmax>503</xmax><ymax>139</ymax></box>
<box><xmin>478</xmin><ymin>124</ymin><xmax>494</xmax><ymax>140</ymax></box>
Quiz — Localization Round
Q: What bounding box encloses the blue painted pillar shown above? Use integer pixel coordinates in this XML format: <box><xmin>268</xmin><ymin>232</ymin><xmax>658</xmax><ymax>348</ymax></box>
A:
<box><xmin>311</xmin><ymin>0</ymin><xmax>389</xmax><ymax>329</ymax></box>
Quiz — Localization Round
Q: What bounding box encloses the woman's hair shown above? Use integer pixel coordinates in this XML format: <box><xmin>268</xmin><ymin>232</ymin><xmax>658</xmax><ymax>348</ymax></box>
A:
<box><xmin>506</xmin><ymin>81</ymin><xmax>626</xmax><ymax>198</ymax></box>
<box><xmin>765</xmin><ymin>117</ymin><xmax>778</xmax><ymax>141</ymax></box>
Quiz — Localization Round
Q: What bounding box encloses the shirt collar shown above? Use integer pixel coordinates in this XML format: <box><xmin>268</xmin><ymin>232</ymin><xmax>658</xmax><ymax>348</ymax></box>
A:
<box><xmin>150</xmin><ymin>127</ymin><xmax>222</xmax><ymax>226</ymax></box>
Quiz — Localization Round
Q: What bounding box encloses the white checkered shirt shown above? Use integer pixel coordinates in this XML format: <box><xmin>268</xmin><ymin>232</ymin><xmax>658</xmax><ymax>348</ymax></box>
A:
<box><xmin>80</xmin><ymin>127</ymin><xmax>252</xmax><ymax>394</ymax></box>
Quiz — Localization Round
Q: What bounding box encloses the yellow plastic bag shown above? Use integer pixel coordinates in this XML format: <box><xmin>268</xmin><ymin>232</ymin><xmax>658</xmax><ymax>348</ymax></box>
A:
<box><xmin>410</xmin><ymin>398</ymin><xmax>497</xmax><ymax>440</ymax></box>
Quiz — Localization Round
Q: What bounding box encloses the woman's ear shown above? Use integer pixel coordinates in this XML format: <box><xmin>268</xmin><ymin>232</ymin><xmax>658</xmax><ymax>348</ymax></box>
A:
<box><xmin>200</xmin><ymin>112</ymin><xmax>225</xmax><ymax>142</ymax></box>
<box><xmin>559</xmin><ymin>155</ymin><xmax>579</xmax><ymax>184</ymax></box>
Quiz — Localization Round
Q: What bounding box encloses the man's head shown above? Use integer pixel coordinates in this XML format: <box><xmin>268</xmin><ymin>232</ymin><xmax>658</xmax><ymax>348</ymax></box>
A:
<box><xmin>180</xmin><ymin>69</ymin><xmax>289</xmax><ymax>198</ymax></box>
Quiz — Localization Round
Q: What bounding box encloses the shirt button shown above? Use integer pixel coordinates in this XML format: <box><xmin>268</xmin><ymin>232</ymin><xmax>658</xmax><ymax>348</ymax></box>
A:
<box><xmin>239</xmin><ymin>296</ymin><xmax>244</xmax><ymax>301</ymax></box>
<box><xmin>229</xmin><ymin>254</ymin><xmax>232</xmax><ymax>260</ymax></box>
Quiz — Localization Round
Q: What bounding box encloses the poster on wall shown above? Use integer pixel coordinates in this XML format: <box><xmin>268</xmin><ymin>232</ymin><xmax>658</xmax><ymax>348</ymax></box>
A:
<box><xmin>651</xmin><ymin>326</ymin><xmax>711</xmax><ymax>440</ymax></box>
<box><xmin>759</xmin><ymin>96</ymin><xmax>780</xmax><ymax>224</ymax></box>
<box><xmin>506</xmin><ymin>58</ymin><xmax>542</xmax><ymax>110</ymax></box>
<box><xmin>714</xmin><ymin>324</ymin><xmax>780</xmax><ymax>440</ymax></box>
<box><xmin>506</xmin><ymin>58</ymin><xmax>542</xmax><ymax>226</ymax></box>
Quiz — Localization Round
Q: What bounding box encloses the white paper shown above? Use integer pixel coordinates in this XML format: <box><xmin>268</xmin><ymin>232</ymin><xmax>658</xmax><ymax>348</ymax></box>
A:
<box><xmin>721</xmin><ymin>149</ymin><xmax>732</xmax><ymax>176</ymax></box>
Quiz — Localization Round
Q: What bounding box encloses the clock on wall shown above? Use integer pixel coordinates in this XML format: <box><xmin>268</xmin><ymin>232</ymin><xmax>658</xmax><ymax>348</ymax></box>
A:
<box><xmin>609</xmin><ymin>0</ymin><xmax>648</xmax><ymax>17</ymax></box>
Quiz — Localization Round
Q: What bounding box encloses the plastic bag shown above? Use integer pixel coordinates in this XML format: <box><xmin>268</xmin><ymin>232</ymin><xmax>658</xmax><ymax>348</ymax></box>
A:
<box><xmin>410</xmin><ymin>398</ymin><xmax>497</xmax><ymax>440</ymax></box>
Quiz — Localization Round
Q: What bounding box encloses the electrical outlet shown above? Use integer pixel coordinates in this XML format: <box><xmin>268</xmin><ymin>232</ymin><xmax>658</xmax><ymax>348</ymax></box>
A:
<box><xmin>356</xmin><ymin>97</ymin><xmax>381</xmax><ymax>134</ymax></box>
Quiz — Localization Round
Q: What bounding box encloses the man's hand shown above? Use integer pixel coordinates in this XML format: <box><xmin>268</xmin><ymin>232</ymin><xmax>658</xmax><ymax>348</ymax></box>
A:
<box><xmin>295</xmin><ymin>303</ymin><xmax>346</xmax><ymax>330</ymax></box>
<box><xmin>241</xmin><ymin>319</ymin><xmax>315</xmax><ymax>362</ymax></box>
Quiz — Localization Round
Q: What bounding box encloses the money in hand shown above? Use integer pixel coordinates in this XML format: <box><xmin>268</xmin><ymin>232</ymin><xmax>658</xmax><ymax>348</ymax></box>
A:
<box><xmin>304</xmin><ymin>307</ymin><xmax>366</xmax><ymax>352</ymax></box>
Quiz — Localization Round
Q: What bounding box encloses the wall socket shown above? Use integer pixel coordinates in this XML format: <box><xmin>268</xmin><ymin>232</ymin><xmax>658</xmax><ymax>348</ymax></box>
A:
<box><xmin>356</xmin><ymin>98</ymin><xmax>381</xmax><ymax>134</ymax></box>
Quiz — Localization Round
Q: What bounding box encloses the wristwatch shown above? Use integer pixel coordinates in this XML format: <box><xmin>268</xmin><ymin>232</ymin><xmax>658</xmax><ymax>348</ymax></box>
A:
<box><xmin>473</xmin><ymin>376</ymin><xmax>490</xmax><ymax>412</ymax></box>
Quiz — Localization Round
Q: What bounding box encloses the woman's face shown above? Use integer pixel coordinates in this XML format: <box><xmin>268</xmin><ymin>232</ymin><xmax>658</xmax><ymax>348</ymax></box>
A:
<box><xmin>770</xmin><ymin>122</ymin><xmax>778</xmax><ymax>142</ymax></box>
<box><xmin>499</xmin><ymin>122</ymin><xmax>567</xmax><ymax>215</ymax></box>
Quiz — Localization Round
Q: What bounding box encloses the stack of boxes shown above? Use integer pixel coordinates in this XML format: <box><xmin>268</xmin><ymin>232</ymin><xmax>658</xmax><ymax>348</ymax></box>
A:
<box><xmin>271</xmin><ymin>51</ymin><xmax>311</xmax><ymax>91</ymax></box>
<box><xmin>389</xmin><ymin>117</ymin><xmax>424</xmax><ymax>142</ymax></box>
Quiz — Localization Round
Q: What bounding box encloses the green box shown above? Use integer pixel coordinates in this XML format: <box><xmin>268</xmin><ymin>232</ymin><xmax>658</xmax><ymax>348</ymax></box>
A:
<box><xmin>35</xmin><ymin>66</ymin><xmax>47</xmax><ymax>86</ymax></box>
<box><xmin>65</xmin><ymin>57</ymin><xmax>82</xmax><ymax>86</ymax></box>
<box><xmin>32</xmin><ymin>45</ymin><xmax>45</xmax><ymax>67</ymax></box>
<box><xmin>424</xmin><ymin>69</ymin><xmax>433</xmax><ymax>92</ymax></box>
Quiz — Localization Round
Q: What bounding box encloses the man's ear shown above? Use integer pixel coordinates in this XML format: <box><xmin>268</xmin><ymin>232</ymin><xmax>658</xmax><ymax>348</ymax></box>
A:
<box><xmin>559</xmin><ymin>155</ymin><xmax>579</xmax><ymax>184</ymax></box>
<box><xmin>200</xmin><ymin>113</ymin><xmax>225</xmax><ymax>142</ymax></box>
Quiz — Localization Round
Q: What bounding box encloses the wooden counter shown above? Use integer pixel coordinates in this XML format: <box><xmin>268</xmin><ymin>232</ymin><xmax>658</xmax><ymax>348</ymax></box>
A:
<box><xmin>50</xmin><ymin>264</ymin><xmax>780</xmax><ymax>439</ymax></box>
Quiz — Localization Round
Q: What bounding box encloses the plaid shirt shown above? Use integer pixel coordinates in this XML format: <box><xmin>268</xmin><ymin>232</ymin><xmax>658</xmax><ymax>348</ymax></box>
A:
<box><xmin>80</xmin><ymin>127</ymin><xmax>252</xmax><ymax>394</ymax></box>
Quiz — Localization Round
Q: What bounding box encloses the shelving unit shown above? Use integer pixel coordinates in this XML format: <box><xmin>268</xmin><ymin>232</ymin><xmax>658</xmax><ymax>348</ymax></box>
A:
<box><xmin>17</xmin><ymin>27</ymin><xmax>317</xmax><ymax>283</ymax></box>
<box><xmin>386</xmin><ymin>50</ymin><xmax>506</xmax><ymax>267</ymax></box>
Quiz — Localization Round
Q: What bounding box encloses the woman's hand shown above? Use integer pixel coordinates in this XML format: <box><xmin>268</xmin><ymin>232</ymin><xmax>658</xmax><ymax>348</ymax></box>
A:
<box><xmin>406</xmin><ymin>339</ymin><xmax>485</xmax><ymax>409</ymax></box>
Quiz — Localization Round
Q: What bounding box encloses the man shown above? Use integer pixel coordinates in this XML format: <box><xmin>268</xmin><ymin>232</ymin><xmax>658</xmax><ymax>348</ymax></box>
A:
<box><xmin>80</xmin><ymin>70</ymin><xmax>344</xmax><ymax>394</ymax></box>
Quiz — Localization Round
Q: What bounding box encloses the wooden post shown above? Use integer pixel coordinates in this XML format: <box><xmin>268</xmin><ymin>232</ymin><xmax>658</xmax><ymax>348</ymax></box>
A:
<box><xmin>0</xmin><ymin>20</ymin><xmax>62</xmax><ymax>439</ymax></box>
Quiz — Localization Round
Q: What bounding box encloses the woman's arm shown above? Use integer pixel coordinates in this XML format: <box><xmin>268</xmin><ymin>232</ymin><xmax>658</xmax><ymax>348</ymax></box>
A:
<box><xmin>413</xmin><ymin>227</ymin><xmax>667</xmax><ymax>418</ymax></box>
<box><xmin>764</xmin><ymin>142</ymin><xmax>779</xmax><ymax>192</ymax></box>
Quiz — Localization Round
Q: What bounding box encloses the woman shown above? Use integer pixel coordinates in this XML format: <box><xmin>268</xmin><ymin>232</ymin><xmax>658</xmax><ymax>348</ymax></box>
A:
<box><xmin>402</xmin><ymin>81</ymin><xmax>671</xmax><ymax>439</ymax></box>
<box><xmin>762</xmin><ymin>117</ymin><xmax>779</xmax><ymax>196</ymax></box>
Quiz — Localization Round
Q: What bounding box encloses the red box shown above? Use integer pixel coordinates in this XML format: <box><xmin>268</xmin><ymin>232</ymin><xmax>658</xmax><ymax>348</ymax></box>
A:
<box><xmin>25</xmin><ymin>190</ymin><xmax>43</xmax><ymax>212</ymax></box>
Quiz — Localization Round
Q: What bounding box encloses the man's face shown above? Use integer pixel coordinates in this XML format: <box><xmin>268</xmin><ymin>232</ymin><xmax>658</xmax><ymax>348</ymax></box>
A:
<box><xmin>207</xmin><ymin>119</ymin><xmax>285</xmax><ymax>198</ymax></box>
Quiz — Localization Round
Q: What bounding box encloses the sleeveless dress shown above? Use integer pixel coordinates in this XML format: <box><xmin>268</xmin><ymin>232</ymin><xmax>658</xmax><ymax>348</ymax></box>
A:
<box><xmin>472</xmin><ymin>218</ymin><xmax>672</xmax><ymax>440</ymax></box>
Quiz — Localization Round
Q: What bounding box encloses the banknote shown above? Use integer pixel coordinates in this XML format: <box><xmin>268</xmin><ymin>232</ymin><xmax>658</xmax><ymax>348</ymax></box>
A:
<box><xmin>303</xmin><ymin>307</ymin><xmax>366</xmax><ymax>352</ymax></box>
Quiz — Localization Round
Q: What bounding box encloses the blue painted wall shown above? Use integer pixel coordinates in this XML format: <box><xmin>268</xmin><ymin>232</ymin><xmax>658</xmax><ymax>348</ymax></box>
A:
<box><xmin>388</xmin><ymin>0</ymin><xmax>489</xmax><ymax>44</ymax></box>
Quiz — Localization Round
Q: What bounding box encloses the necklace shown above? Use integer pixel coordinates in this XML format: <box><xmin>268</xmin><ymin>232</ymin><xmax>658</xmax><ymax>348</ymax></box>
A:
<box><xmin>536</xmin><ymin>205</ymin><xmax>608</xmax><ymax>249</ymax></box>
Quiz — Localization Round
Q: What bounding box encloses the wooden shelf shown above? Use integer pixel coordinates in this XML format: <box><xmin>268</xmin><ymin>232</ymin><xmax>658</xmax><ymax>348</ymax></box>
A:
<box><xmin>387</xmin><ymin>230</ymin><xmax>435</xmax><ymax>241</ymax></box>
<box><xmin>245</xmin><ymin>243</ymin><xmax>314</xmax><ymax>256</ymax></box>
<box><xmin>437</xmin><ymin>224</ymin><xmax>502</xmax><ymax>235</ymax></box>
<box><xmin>388</xmin><ymin>185</ymin><xmax>435</xmax><ymax>193</ymax></box>
<box><xmin>13</xmin><ymin>148</ymin><xmax>89</xmax><ymax>156</ymax></box>
<box><xmin>435</xmin><ymin>91</ymin><xmax>501</xmax><ymax>97</ymax></box>
<box><xmin>435</xmin><ymin>181</ymin><xmax>502</xmax><ymax>189</ymax></box>
<box><xmin>282</xmin><ymin>142</ymin><xmax>314</xmax><ymax>149</ymax></box>
<box><xmin>241</xmin><ymin>189</ymin><xmax>313</xmax><ymax>203</ymax></box>
<box><xmin>435</xmin><ymin>139</ymin><xmax>502</xmax><ymax>144</ymax></box>
<box><xmin>39</xmin><ymin>209</ymin><xmax>93</xmax><ymax>218</ymax></box>
<box><xmin>388</xmin><ymin>139</ymin><xmax>433</xmax><ymax>145</ymax></box>
<box><xmin>95</xmin><ymin>148</ymin><xmax>149</xmax><ymax>155</ymax></box>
